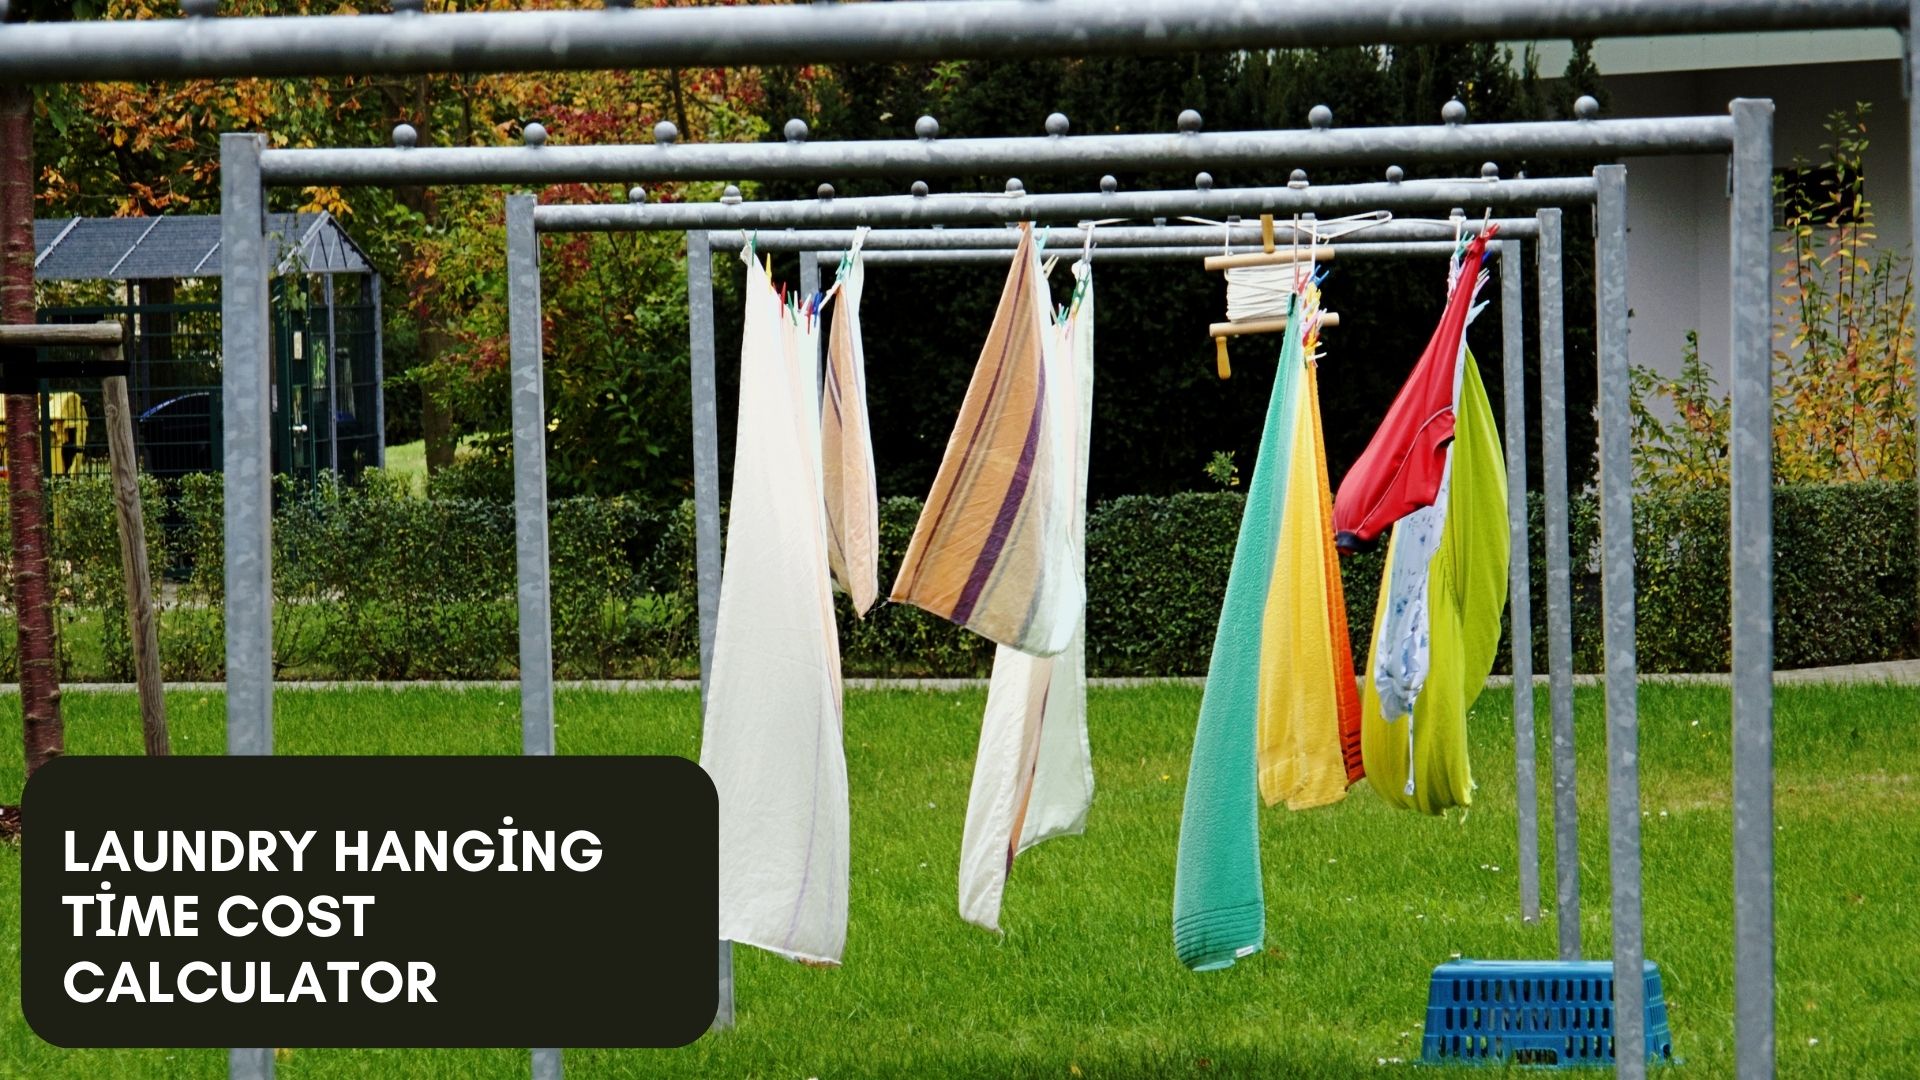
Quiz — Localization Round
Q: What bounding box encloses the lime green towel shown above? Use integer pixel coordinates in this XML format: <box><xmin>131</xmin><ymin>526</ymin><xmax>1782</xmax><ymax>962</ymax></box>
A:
<box><xmin>1360</xmin><ymin>350</ymin><xmax>1509</xmax><ymax>813</ymax></box>
<box><xmin>1172</xmin><ymin>299</ymin><xmax>1305</xmax><ymax>971</ymax></box>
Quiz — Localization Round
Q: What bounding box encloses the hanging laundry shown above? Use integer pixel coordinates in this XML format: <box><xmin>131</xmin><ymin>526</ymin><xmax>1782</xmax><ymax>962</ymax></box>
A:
<box><xmin>1310</xmin><ymin>358</ymin><xmax>1367</xmax><ymax>787</ymax></box>
<box><xmin>1254</xmin><ymin>281</ymin><xmax>1363</xmax><ymax>809</ymax></box>
<box><xmin>700</xmin><ymin>253</ymin><xmax>849</xmax><ymax>965</ymax></box>
<box><xmin>1365</xmin><ymin>238</ymin><xmax>1493</xmax><ymax>725</ymax></box>
<box><xmin>1359</xmin><ymin>346</ymin><xmax>1508</xmax><ymax>814</ymax></box>
<box><xmin>891</xmin><ymin>223</ymin><xmax>1082</xmax><ymax>657</ymax></box>
<box><xmin>822</xmin><ymin>245</ymin><xmax>881</xmax><ymax>616</ymax></box>
<box><xmin>959</xmin><ymin>259</ymin><xmax>1096</xmax><ymax>932</ymax></box>
<box><xmin>1331</xmin><ymin>230</ymin><xmax>1498</xmax><ymax>553</ymax></box>
<box><xmin>1173</xmin><ymin>290</ymin><xmax>1313</xmax><ymax>972</ymax></box>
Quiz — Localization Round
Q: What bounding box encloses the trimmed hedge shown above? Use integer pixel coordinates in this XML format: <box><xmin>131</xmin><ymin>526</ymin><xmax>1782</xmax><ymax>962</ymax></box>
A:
<box><xmin>0</xmin><ymin>475</ymin><xmax>1911</xmax><ymax>680</ymax></box>
<box><xmin>1637</xmin><ymin>482</ymin><xmax>1918</xmax><ymax>672</ymax></box>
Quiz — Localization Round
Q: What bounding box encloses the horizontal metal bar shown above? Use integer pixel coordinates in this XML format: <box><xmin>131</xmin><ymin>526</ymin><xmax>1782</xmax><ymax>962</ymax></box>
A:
<box><xmin>540</xmin><ymin>177</ymin><xmax>1596</xmax><ymax>233</ymax></box>
<box><xmin>0</xmin><ymin>1</ymin><xmax>1899</xmax><ymax>83</ymax></box>
<box><xmin>708</xmin><ymin>219</ymin><xmax>1540</xmax><ymax>251</ymax></box>
<box><xmin>812</xmin><ymin>240</ymin><xmax>1470</xmax><ymax>265</ymax></box>
<box><xmin>261</xmin><ymin>117</ymin><xmax>1726</xmax><ymax>188</ymax></box>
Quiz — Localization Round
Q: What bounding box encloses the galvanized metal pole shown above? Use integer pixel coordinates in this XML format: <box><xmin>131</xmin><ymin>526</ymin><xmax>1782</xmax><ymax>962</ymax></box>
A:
<box><xmin>1499</xmin><ymin>237</ymin><xmax>1540</xmax><ymax>925</ymax></box>
<box><xmin>688</xmin><ymin>230</ymin><xmax>723</xmax><ymax>702</ymax></box>
<box><xmin>814</xmin><ymin>240</ymin><xmax>1469</xmax><ymax>264</ymax></box>
<box><xmin>799</xmin><ymin>249</ymin><xmax>822</xmax><ymax>389</ymax></box>
<box><xmin>371</xmin><ymin>270</ymin><xmax>386</xmax><ymax>469</ymax></box>
<box><xmin>0</xmin><ymin>3</ymin><xmax>1893</xmax><ymax>84</ymax></box>
<box><xmin>273</xmin><ymin>124</ymin><xmax>1729</xmax><ymax>190</ymax></box>
<box><xmin>538</xmin><ymin>177</ymin><xmax>1604</xmax><ymax>234</ymax></box>
<box><xmin>1534</xmin><ymin>206</ymin><xmax>1580</xmax><ymax>961</ymax></box>
<box><xmin>798</xmin><ymin>249</ymin><xmax>821</xmax><ymax>298</ymax></box>
<box><xmin>506</xmin><ymin>193</ymin><xmax>556</xmax><ymax>760</ymax></box>
<box><xmin>712</xmin><ymin>219</ymin><xmax>1543</xmax><ymax>251</ymax></box>
<box><xmin>686</xmin><ymin>229</ymin><xmax>733</xmax><ymax>1031</ymax></box>
<box><xmin>1728</xmin><ymin>97</ymin><xmax>1776</xmax><ymax>1080</ymax></box>
<box><xmin>1593</xmin><ymin>164</ymin><xmax>1646</xmax><ymax>1077</ymax></box>
<box><xmin>507</xmin><ymin>193</ymin><xmax>563</xmax><ymax>1080</ymax></box>
<box><xmin>220</xmin><ymin>132</ymin><xmax>274</xmax><ymax>775</ymax></box>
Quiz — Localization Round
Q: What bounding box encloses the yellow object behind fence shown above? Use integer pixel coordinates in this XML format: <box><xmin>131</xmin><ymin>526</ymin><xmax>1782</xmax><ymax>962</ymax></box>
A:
<box><xmin>0</xmin><ymin>392</ymin><xmax>92</xmax><ymax>476</ymax></box>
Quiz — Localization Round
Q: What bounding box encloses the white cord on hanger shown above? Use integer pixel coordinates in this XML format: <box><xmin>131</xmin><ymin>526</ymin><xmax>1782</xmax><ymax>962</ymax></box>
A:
<box><xmin>1223</xmin><ymin>264</ymin><xmax>1306</xmax><ymax>322</ymax></box>
<box><xmin>1177</xmin><ymin>210</ymin><xmax>1391</xmax><ymax>237</ymax></box>
<box><xmin>1222</xmin><ymin>214</ymin><xmax>1325</xmax><ymax>323</ymax></box>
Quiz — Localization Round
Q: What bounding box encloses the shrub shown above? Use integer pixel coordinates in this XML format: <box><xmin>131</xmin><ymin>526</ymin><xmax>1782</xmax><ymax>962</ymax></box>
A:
<box><xmin>0</xmin><ymin>477</ymin><xmax>1907</xmax><ymax>681</ymax></box>
<box><xmin>837</xmin><ymin>496</ymin><xmax>995</xmax><ymax>677</ymax></box>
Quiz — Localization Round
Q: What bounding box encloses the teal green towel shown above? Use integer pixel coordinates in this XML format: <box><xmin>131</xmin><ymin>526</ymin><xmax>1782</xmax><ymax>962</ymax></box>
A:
<box><xmin>1172</xmin><ymin>300</ymin><xmax>1305</xmax><ymax>971</ymax></box>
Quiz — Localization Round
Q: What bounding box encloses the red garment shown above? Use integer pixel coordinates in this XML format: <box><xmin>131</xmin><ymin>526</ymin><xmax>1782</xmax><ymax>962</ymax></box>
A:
<box><xmin>1332</xmin><ymin>228</ymin><xmax>1496</xmax><ymax>553</ymax></box>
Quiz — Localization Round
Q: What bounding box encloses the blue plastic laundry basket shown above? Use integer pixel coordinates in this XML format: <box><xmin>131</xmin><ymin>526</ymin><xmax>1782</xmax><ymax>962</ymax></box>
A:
<box><xmin>1420</xmin><ymin>959</ymin><xmax>1674</xmax><ymax>1068</ymax></box>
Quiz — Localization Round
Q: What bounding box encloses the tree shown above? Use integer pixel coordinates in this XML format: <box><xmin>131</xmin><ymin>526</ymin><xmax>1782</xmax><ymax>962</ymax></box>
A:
<box><xmin>3</xmin><ymin>0</ymin><xmax>66</xmax><ymax>828</ymax></box>
<box><xmin>1629</xmin><ymin>104</ymin><xmax>1916</xmax><ymax>490</ymax></box>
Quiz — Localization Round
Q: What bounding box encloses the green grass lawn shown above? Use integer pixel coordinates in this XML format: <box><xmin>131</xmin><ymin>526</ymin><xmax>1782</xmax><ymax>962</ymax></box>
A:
<box><xmin>2</xmin><ymin>683</ymin><xmax>1916</xmax><ymax>1078</ymax></box>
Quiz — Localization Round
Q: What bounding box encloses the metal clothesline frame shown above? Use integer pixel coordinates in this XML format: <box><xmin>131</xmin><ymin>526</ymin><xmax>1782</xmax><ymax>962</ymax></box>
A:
<box><xmin>528</xmin><ymin>169</ymin><xmax>1607</xmax><ymax>1054</ymax></box>
<box><xmin>0</xmin><ymin>13</ymin><xmax>1887</xmax><ymax>1080</ymax></box>
<box><xmin>201</xmin><ymin>99</ymin><xmax>1765</xmax><ymax>1080</ymax></box>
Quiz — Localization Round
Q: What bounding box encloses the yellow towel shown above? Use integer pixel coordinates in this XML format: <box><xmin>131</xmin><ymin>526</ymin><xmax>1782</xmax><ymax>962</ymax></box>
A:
<box><xmin>1255</xmin><ymin>355</ymin><xmax>1349</xmax><ymax>811</ymax></box>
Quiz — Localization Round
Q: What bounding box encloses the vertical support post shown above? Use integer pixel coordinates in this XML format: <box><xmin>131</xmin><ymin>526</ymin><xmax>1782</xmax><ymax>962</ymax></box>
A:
<box><xmin>229</xmin><ymin>1050</ymin><xmax>274</xmax><ymax>1080</ymax></box>
<box><xmin>1535</xmin><ymin>208</ymin><xmax>1581</xmax><ymax>961</ymax></box>
<box><xmin>216</xmin><ymin>166</ymin><xmax>271</xmax><ymax>1080</ymax></box>
<box><xmin>1498</xmin><ymin>238</ymin><xmax>1539</xmax><ymax>925</ymax></box>
<box><xmin>103</xmin><ymin>371</ymin><xmax>167</xmax><ymax>757</ymax></box>
<box><xmin>686</xmin><ymin>230</ymin><xmax>732</xmax><ymax>1031</ymax></box>
<box><xmin>688</xmin><ymin>231</ymin><xmax>722</xmax><ymax>701</ymax></box>
<box><xmin>371</xmin><ymin>271</ymin><xmax>386</xmax><ymax>469</ymax></box>
<box><xmin>1594</xmin><ymin>164</ymin><xmax>1646</xmax><ymax>1077</ymax></box>
<box><xmin>798</xmin><ymin>249</ymin><xmax>821</xmax><ymax>301</ymax></box>
<box><xmin>323</xmin><ymin>272</ymin><xmax>338</xmax><ymax>478</ymax></box>
<box><xmin>507</xmin><ymin>195</ymin><xmax>562</xmax><ymax>1080</ymax></box>
<box><xmin>506</xmin><ymin>194</ymin><xmax>555</xmax><ymax>758</ymax></box>
<box><xmin>220</xmin><ymin>131</ymin><xmax>273</xmax><ymax>767</ymax></box>
<box><xmin>1729</xmin><ymin>97</ymin><xmax>1777</xmax><ymax>1080</ymax></box>
<box><xmin>799</xmin><ymin>249</ymin><xmax>822</xmax><ymax>390</ymax></box>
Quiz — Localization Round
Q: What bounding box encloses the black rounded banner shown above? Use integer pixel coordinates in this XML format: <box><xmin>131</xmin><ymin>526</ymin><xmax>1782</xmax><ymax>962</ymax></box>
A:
<box><xmin>20</xmin><ymin>755</ymin><xmax>717</xmax><ymax>1048</ymax></box>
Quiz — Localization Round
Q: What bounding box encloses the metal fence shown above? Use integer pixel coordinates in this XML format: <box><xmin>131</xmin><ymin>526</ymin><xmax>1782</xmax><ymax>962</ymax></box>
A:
<box><xmin>31</xmin><ymin>276</ymin><xmax>377</xmax><ymax>486</ymax></box>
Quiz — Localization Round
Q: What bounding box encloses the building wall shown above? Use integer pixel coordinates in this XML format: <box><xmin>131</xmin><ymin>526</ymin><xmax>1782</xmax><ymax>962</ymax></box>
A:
<box><xmin>1597</xmin><ymin>58</ymin><xmax>1908</xmax><ymax>384</ymax></box>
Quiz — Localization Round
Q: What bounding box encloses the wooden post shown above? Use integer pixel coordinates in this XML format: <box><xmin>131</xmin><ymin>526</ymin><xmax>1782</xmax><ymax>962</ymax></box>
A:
<box><xmin>0</xmin><ymin>322</ymin><xmax>166</xmax><ymax>756</ymax></box>
<box><xmin>103</xmin><ymin>371</ymin><xmax>167</xmax><ymax>756</ymax></box>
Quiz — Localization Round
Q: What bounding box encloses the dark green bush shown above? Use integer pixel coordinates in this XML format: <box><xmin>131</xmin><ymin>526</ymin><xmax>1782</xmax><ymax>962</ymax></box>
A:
<box><xmin>1085</xmin><ymin>492</ymin><xmax>1242</xmax><ymax>676</ymax></box>
<box><xmin>426</xmin><ymin>453</ymin><xmax>514</xmax><ymax>503</ymax></box>
<box><xmin>0</xmin><ymin>477</ymin><xmax>1909</xmax><ymax>680</ymax></box>
<box><xmin>1635</xmin><ymin>481</ymin><xmax>1918</xmax><ymax>672</ymax></box>
<box><xmin>837</xmin><ymin>496</ymin><xmax>995</xmax><ymax>677</ymax></box>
